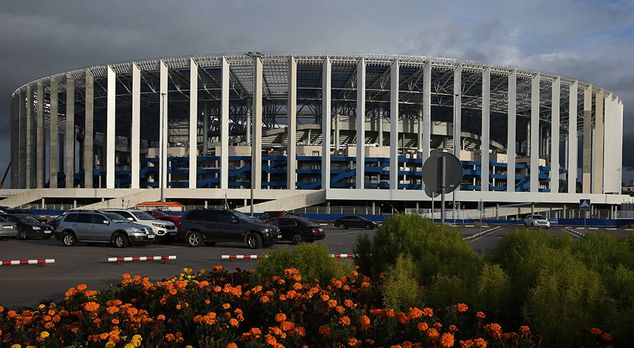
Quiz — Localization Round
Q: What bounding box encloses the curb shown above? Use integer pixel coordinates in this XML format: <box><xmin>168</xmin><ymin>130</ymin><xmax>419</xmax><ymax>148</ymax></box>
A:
<box><xmin>563</xmin><ymin>227</ymin><xmax>586</xmax><ymax>238</ymax></box>
<box><xmin>0</xmin><ymin>259</ymin><xmax>55</xmax><ymax>266</ymax></box>
<box><xmin>463</xmin><ymin>226</ymin><xmax>502</xmax><ymax>241</ymax></box>
<box><xmin>221</xmin><ymin>253</ymin><xmax>362</xmax><ymax>261</ymax></box>
<box><xmin>329</xmin><ymin>253</ymin><xmax>358</xmax><ymax>259</ymax></box>
<box><xmin>107</xmin><ymin>256</ymin><xmax>176</xmax><ymax>263</ymax></box>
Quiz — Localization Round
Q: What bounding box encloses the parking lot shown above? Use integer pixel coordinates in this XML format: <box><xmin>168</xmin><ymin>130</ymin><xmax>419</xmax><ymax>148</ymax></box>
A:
<box><xmin>1</xmin><ymin>223</ymin><xmax>633</xmax><ymax>308</ymax></box>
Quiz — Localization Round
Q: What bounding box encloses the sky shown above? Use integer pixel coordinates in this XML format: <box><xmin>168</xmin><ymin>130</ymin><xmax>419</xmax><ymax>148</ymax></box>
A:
<box><xmin>0</xmin><ymin>0</ymin><xmax>633</xmax><ymax>185</ymax></box>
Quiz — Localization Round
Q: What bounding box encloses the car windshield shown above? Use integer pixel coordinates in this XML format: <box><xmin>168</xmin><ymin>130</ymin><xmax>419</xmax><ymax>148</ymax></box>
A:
<box><xmin>532</xmin><ymin>215</ymin><xmax>545</xmax><ymax>219</ymax></box>
<box><xmin>103</xmin><ymin>213</ymin><xmax>127</xmax><ymax>223</ymax></box>
<box><xmin>132</xmin><ymin>211</ymin><xmax>156</xmax><ymax>220</ymax></box>
<box><xmin>294</xmin><ymin>217</ymin><xmax>315</xmax><ymax>225</ymax></box>
<box><xmin>152</xmin><ymin>210</ymin><xmax>166</xmax><ymax>216</ymax></box>
<box><xmin>234</xmin><ymin>211</ymin><xmax>259</xmax><ymax>223</ymax></box>
<box><xmin>16</xmin><ymin>215</ymin><xmax>40</xmax><ymax>224</ymax></box>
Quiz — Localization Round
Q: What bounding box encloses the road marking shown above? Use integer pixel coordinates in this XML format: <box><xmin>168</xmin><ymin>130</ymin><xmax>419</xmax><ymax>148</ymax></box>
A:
<box><xmin>563</xmin><ymin>227</ymin><xmax>585</xmax><ymax>239</ymax></box>
<box><xmin>607</xmin><ymin>228</ymin><xmax>617</xmax><ymax>231</ymax></box>
<box><xmin>464</xmin><ymin>226</ymin><xmax>502</xmax><ymax>243</ymax></box>
<box><xmin>465</xmin><ymin>225</ymin><xmax>475</xmax><ymax>228</ymax></box>
<box><xmin>589</xmin><ymin>227</ymin><xmax>599</xmax><ymax>230</ymax></box>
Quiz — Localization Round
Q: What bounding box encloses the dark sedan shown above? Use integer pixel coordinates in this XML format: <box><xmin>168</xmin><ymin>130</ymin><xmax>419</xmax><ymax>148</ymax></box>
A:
<box><xmin>269</xmin><ymin>216</ymin><xmax>325</xmax><ymax>244</ymax></box>
<box><xmin>334</xmin><ymin>215</ymin><xmax>379</xmax><ymax>230</ymax></box>
<box><xmin>4</xmin><ymin>214</ymin><xmax>54</xmax><ymax>239</ymax></box>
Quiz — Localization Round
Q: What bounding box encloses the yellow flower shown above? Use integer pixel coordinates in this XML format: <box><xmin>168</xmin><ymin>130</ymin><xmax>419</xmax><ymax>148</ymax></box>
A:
<box><xmin>105</xmin><ymin>343</ymin><xmax>116</xmax><ymax>348</ymax></box>
<box><xmin>38</xmin><ymin>304</ymin><xmax>46</xmax><ymax>309</ymax></box>
<box><xmin>124</xmin><ymin>344</ymin><xmax>135</xmax><ymax>348</ymax></box>
<box><xmin>11</xmin><ymin>345</ymin><xmax>21</xmax><ymax>348</ymax></box>
<box><xmin>40</xmin><ymin>331</ymin><xmax>50</xmax><ymax>339</ymax></box>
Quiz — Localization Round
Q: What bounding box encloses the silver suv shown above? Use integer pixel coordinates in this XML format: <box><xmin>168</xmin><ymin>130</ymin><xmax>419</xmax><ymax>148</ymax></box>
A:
<box><xmin>54</xmin><ymin>211</ymin><xmax>155</xmax><ymax>248</ymax></box>
<box><xmin>100</xmin><ymin>209</ymin><xmax>177</xmax><ymax>242</ymax></box>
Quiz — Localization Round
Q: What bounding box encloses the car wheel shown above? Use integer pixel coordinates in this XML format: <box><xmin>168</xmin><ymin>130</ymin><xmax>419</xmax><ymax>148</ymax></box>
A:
<box><xmin>337</xmin><ymin>223</ymin><xmax>345</xmax><ymax>230</ymax></box>
<box><xmin>19</xmin><ymin>230</ymin><xmax>28</xmax><ymax>240</ymax></box>
<box><xmin>112</xmin><ymin>233</ymin><xmax>129</xmax><ymax>248</ymax></box>
<box><xmin>246</xmin><ymin>232</ymin><xmax>263</xmax><ymax>249</ymax></box>
<box><xmin>365</xmin><ymin>223</ymin><xmax>374</xmax><ymax>230</ymax></box>
<box><xmin>62</xmin><ymin>232</ymin><xmax>77</xmax><ymax>247</ymax></box>
<box><xmin>292</xmin><ymin>234</ymin><xmax>303</xmax><ymax>245</ymax></box>
<box><xmin>186</xmin><ymin>231</ymin><xmax>203</xmax><ymax>247</ymax></box>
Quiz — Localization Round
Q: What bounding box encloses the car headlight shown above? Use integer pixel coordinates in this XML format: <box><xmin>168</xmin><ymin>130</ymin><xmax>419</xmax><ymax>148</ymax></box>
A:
<box><xmin>32</xmin><ymin>226</ymin><xmax>41</xmax><ymax>231</ymax></box>
<box><xmin>152</xmin><ymin>223</ymin><xmax>164</xmax><ymax>228</ymax></box>
<box><xmin>134</xmin><ymin>228</ymin><xmax>146</xmax><ymax>234</ymax></box>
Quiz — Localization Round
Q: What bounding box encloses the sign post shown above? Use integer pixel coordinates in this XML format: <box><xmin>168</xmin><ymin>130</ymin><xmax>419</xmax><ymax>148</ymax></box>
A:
<box><xmin>422</xmin><ymin>152</ymin><xmax>463</xmax><ymax>225</ymax></box>
<box><xmin>579</xmin><ymin>199</ymin><xmax>591</xmax><ymax>234</ymax></box>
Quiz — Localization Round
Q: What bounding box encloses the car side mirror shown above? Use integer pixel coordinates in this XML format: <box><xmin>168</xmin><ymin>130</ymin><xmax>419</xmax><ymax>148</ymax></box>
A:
<box><xmin>127</xmin><ymin>217</ymin><xmax>134</xmax><ymax>221</ymax></box>
<box><xmin>103</xmin><ymin>220</ymin><xmax>110</xmax><ymax>225</ymax></box>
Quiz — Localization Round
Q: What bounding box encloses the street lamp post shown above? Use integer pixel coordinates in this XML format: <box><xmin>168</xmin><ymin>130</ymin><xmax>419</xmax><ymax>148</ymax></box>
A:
<box><xmin>160</xmin><ymin>92</ymin><xmax>167</xmax><ymax>202</ymax></box>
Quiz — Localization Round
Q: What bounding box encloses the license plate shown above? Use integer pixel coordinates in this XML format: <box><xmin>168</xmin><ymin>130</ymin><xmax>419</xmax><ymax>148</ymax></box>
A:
<box><xmin>44</xmin><ymin>230</ymin><xmax>51</xmax><ymax>234</ymax></box>
<box><xmin>2</xmin><ymin>226</ymin><xmax>12</xmax><ymax>229</ymax></box>
<box><xmin>148</xmin><ymin>234</ymin><xmax>155</xmax><ymax>239</ymax></box>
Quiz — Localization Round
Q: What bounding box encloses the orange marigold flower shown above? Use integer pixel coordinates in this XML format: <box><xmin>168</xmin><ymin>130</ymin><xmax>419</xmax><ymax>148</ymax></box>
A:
<box><xmin>408</xmin><ymin>307</ymin><xmax>423</xmax><ymax>319</ymax></box>
<box><xmin>165</xmin><ymin>333</ymin><xmax>175</xmax><ymax>341</ymax></box>
<box><xmin>64</xmin><ymin>288</ymin><xmax>78</xmax><ymax>298</ymax></box>
<box><xmin>44</xmin><ymin>321</ymin><xmax>54</xmax><ymax>329</ymax></box>
<box><xmin>226</xmin><ymin>343</ymin><xmax>238</xmax><ymax>348</ymax></box>
<box><xmin>396</xmin><ymin>311</ymin><xmax>409</xmax><ymax>325</ymax></box>
<box><xmin>339</xmin><ymin>315</ymin><xmax>351</xmax><ymax>326</ymax></box>
<box><xmin>293</xmin><ymin>282</ymin><xmax>302</xmax><ymax>291</ymax></box>
<box><xmin>422</xmin><ymin>307</ymin><xmax>433</xmax><ymax>317</ymax></box>
<box><xmin>319</xmin><ymin>325</ymin><xmax>331</xmax><ymax>335</ymax></box>
<box><xmin>84</xmin><ymin>290</ymin><xmax>96</xmax><ymax>297</ymax></box>
<box><xmin>449</xmin><ymin>324</ymin><xmax>458</xmax><ymax>333</ymax></box>
<box><xmin>157</xmin><ymin>314</ymin><xmax>166</xmax><ymax>321</ymax></box>
<box><xmin>83</xmin><ymin>302</ymin><xmax>100</xmax><ymax>312</ymax></box>
<box><xmin>402</xmin><ymin>341</ymin><xmax>413</xmax><ymax>348</ymax></box>
<box><xmin>229</xmin><ymin>318</ymin><xmax>239</xmax><ymax>328</ymax></box>
<box><xmin>440</xmin><ymin>333</ymin><xmax>455</xmax><ymax>347</ymax></box>
<box><xmin>361</xmin><ymin>281</ymin><xmax>370</xmax><ymax>288</ymax></box>
<box><xmin>328</xmin><ymin>299</ymin><xmax>337</xmax><ymax>308</ymax></box>
<box><xmin>344</xmin><ymin>299</ymin><xmax>354</xmax><ymax>308</ymax></box>
<box><xmin>601</xmin><ymin>333</ymin><xmax>614</xmax><ymax>342</ymax></box>
<box><xmin>456</xmin><ymin>303</ymin><xmax>468</xmax><ymax>313</ymax></box>
<box><xmin>591</xmin><ymin>327</ymin><xmax>603</xmax><ymax>336</ymax></box>
<box><xmin>275</xmin><ymin>313</ymin><xmax>287</xmax><ymax>323</ymax></box>
<box><xmin>427</xmin><ymin>328</ymin><xmax>440</xmax><ymax>341</ymax></box>
<box><xmin>434</xmin><ymin>322</ymin><xmax>443</xmax><ymax>330</ymax></box>
<box><xmin>111</xmin><ymin>319</ymin><xmax>119</xmax><ymax>325</ymax></box>
<box><xmin>336</xmin><ymin>306</ymin><xmax>345</xmax><ymax>314</ymax></box>
<box><xmin>360</xmin><ymin>315</ymin><xmax>371</xmax><ymax>329</ymax></box>
<box><xmin>280</xmin><ymin>321</ymin><xmax>295</xmax><ymax>331</ymax></box>
<box><xmin>293</xmin><ymin>274</ymin><xmax>302</xmax><ymax>282</ymax></box>
<box><xmin>265</xmin><ymin>334</ymin><xmax>277</xmax><ymax>346</ymax></box>
<box><xmin>76</xmin><ymin>283</ymin><xmax>88</xmax><ymax>291</ymax></box>
<box><xmin>223</xmin><ymin>303</ymin><xmax>231</xmax><ymax>310</ymax></box>
<box><xmin>519</xmin><ymin>325</ymin><xmax>531</xmax><ymax>337</ymax></box>
<box><xmin>100</xmin><ymin>332</ymin><xmax>110</xmax><ymax>340</ymax></box>
<box><xmin>484</xmin><ymin>323</ymin><xmax>502</xmax><ymax>339</ymax></box>
<box><xmin>261</xmin><ymin>295</ymin><xmax>270</xmax><ymax>304</ymax></box>
<box><xmin>122</xmin><ymin>273</ymin><xmax>131</xmax><ymax>280</ymax></box>
<box><xmin>475</xmin><ymin>311</ymin><xmax>486</xmax><ymax>320</ymax></box>
<box><xmin>321</xmin><ymin>293</ymin><xmax>330</xmax><ymax>302</ymax></box>
<box><xmin>214</xmin><ymin>286</ymin><xmax>222</xmax><ymax>293</ymax></box>
<box><xmin>106</xmin><ymin>306</ymin><xmax>119</xmax><ymax>314</ymax></box>
<box><xmin>348</xmin><ymin>337</ymin><xmax>361</xmax><ymax>347</ymax></box>
<box><xmin>417</xmin><ymin>322</ymin><xmax>429</xmax><ymax>332</ymax></box>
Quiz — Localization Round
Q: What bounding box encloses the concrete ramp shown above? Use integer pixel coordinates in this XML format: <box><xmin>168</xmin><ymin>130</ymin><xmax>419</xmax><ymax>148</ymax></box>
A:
<box><xmin>80</xmin><ymin>189</ymin><xmax>162</xmax><ymax>210</ymax></box>
<box><xmin>236</xmin><ymin>190</ymin><xmax>326</xmax><ymax>213</ymax></box>
<box><xmin>0</xmin><ymin>189</ymin><xmax>44</xmax><ymax>208</ymax></box>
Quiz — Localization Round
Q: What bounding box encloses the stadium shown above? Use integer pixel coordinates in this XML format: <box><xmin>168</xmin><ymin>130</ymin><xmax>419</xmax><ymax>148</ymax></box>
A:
<box><xmin>2</xmin><ymin>53</ymin><xmax>630</xmax><ymax>217</ymax></box>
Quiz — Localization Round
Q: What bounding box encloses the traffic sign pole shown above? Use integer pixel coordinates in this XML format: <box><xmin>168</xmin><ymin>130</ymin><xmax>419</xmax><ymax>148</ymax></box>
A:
<box><xmin>441</xmin><ymin>155</ymin><xmax>446</xmax><ymax>225</ymax></box>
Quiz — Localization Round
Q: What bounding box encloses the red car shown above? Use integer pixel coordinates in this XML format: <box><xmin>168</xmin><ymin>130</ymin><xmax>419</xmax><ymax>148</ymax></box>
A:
<box><xmin>149</xmin><ymin>210</ymin><xmax>182</xmax><ymax>230</ymax></box>
<box><xmin>258</xmin><ymin>211</ymin><xmax>300</xmax><ymax>223</ymax></box>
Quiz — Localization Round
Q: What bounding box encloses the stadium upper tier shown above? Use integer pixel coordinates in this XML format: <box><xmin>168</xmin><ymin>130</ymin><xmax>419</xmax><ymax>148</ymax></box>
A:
<box><xmin>7</xmin><ymin>53</ymin><xmax>625</xmax><ymax>204</ymax></box>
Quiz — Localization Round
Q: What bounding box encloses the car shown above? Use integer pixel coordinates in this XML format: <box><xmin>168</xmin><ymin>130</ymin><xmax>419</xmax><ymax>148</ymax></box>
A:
<box><xmin>178</xmin><ymin>209</ymin><xmax>281</xmax><ymax>249</ymax></box>
<box><xmin>268</xmin><ymin>216</ymin><xmax>325</xmax><ymax>244</ymax></box>
<box><xmin>47</xmin><ymin>213</ymin><xmax>67</xmax><ymax>230</ymax></box>
<box><xmin>100</xmin><ymin>209</ymin><xmax>178</xmax><ymax>242</ymax></box>
<box><xmin>524</xmin><ymin>214</ymin><xmax>550</xmax><ymax>229</ymax></box>
<box><xmin>54</xmin><ymin>211</ymin><xmax>156</xmax><ymax>247</ymax></box>
<box><xmin>3</xmin><ymin>214</ymin><xmax>54</xmax><ymax>239</ymax></box>
<box><xmin>334</xmin><ymin>215</ymin><xmax>378</xmax><ymax>230</ymax></box>
<box><xmin>0</xmin><ymin>215</ymin><xmax>18</xmax><ymax>240</ymax></box>
<box><xmin>258</xmin><ymin>211</ymin><xmax>299</xmax><ymax>223</ymax></box>
<box><xmin>149</xmin><ymin>209</ymin><xmax>182</xmax><ymax>230</ymax></box>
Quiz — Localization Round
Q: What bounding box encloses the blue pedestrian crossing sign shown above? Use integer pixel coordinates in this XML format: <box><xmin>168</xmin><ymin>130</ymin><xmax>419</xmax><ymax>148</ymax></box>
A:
<box><xmin>579</xmin><ymin>199</ymin><xmax>591</xmax><ymax>210</ymax></box>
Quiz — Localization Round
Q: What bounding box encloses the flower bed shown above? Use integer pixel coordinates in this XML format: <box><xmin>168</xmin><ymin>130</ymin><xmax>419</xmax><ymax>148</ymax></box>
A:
<box><xmin>0</xmin><ymin>266</ymin><xmax>613</xmax><ymax>347</ymax></box>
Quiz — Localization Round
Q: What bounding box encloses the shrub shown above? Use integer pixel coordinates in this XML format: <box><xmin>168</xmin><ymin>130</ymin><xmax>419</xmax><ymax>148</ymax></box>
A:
<box><xmin>369</xmin><ymin>214</ymin><xmax>480</xmax><ymax>284</ymax></box>
<box><xmin>255</xmin><ymin>243</ymin><xmax>350</xmax><ymax>284</ymax></box>
<box><xmin>475</xmin><ymin>263</ymin><xmax>511</xmax><ymax>316</ymax></box>
<box><xmin>382</xmin><ymin>254</ymin><xmax>421</xmax><ymax>311</ymax></box>
<box><xmin>353</xmin><ymin>233</ymin><xmax>373</xmax><ymax>276</ymax></box>
<box><xmin>424</xmin><ymin>274</ymin><xmax>472</xmax><ymax>309</ymax></box>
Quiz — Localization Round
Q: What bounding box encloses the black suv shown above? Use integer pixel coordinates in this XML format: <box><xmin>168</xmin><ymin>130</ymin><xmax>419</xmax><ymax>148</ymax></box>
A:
<box><xmin>178</xmin><ymin>209</ymin><xmax>281</xmax><ymax>249</ymax></box>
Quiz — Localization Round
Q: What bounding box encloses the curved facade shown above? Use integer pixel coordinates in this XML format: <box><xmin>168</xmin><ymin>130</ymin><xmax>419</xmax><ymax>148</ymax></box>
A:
<box><xmin>8</xmin><ymin>53</ymin><xmax>626</xmax><ymax>206</ymax></box>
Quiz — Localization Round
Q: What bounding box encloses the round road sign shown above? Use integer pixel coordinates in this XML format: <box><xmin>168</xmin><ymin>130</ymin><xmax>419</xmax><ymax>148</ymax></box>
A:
<box><xmin>422</xmin><ymin>152</ymin><xmax>463</xmax><ymax>195</ymax></box>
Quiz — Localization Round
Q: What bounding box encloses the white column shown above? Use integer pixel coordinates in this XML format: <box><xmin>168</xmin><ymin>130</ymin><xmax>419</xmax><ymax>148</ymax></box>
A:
<box><xmin>321</xmin><ymin>57</ymin><xmax>331</xmax><ymax>189</ymax></box>
<box><xmin>84</xmin><ymin>70</ymin><xmax>94</xmax><ymax>188</ymax></box>
<box><xmin>602</xmin><ymin>94</ymin><xmax>618</xmax><ymax>193</ymax></box>
<box><xmin>159</xmin><ymin>61</ymin><xmax>169</xmax><ymax>191</ymax></box>
<box><xmin>18</xmin><ymin>91</ymin><xmax>25</xmax><ymax>188</ymax></box>
<box><xmin>507</xmin><ymin>72</ymin><xmax>517</xmax><ymax>192</ymax></box>
<box><xmin>131</xmin><ymin>64</ymin><xmax>141</xmax><ymax>189</ymax></box>
<box><xmin>530</xmin><ymin>74</ymin><xmax>540</xmax><ymax>192</ymax></box>
<box><xmin>49</xmin><ymin>78</ymin><xmax>58</xmax><ymax>188</ymax></box>
<box><xmin>355</xmin><ymin>58</ymin><xmax>365</xmax><ymax>189</ymax></box>
<box><xmin>65</xmin><ymin>75</ymin><xmax>74</xmax><ymax>189</ymax></box>
<box><xmin>288</xmin><ymin>56</ymin><xmax>297</xmax><ymax>190</ymax></box>
<box><xmin>582</xmin><ymin>86</ymin><xmax>592</xmax><ymax>193</ymax></box>
<box><xmin>592</xmin><ymin>90</ymin><xmax>604</xmax><ymax>193</ymax></box>
<box><xmin>188</xmin><ymin>60</ymin><xmax>198</xmax><ymax>189</ymax></box>
<box><xmin>453</xmin><ymin>64</ymin><xmax>462</xmax><ymax>158</ymax></box>
<box><xmin>618</xmin><ymin>99</ymin><xmax>623</xmax><ymax>189</ymax></box>
<box><xmin>334</xmin><ymin>114</ymin><xmax>340</xmax><ymax>151</ymax></box>
<box><xmin>567</xmin><ymin>81</ymin><xmax>578</xmax><ymax>194</ymax></box>
<box><xmin>550</xmin><ymin>77</ymin><xmax>560</xmax><ymax>194</ymax></box>
<box><xmin>106</xmin><ymin>66</ymin><xmax>116</xmax><ymax>189</ymax></box>
<box><xmin>253</xmin><ymin>57</ymin><xmax>263</xmax><ymax>190</ymax></box>
<box><xmin>390</xmin><ymin>60</ymin><xmax>399</xmax><ymax>190</ymax></box>
<box><xmin>26</xmin><ymin>86</ymin><xmax>33</xmax><ymax>188</ymax></box>
<box><xmin>36</xmin><ymin>81</ymin><xmax>44</xmax><ymax>188</ymax></box>
<box><xmin>481</xmin><ymin>67</ymin><xmax>490</xmax><ymax>192</ymax></box>
<box><xmin>422</xmin><ymin>62</ymin><xmax>432</xmax><ymax>160</ymax></box>
<box><xmin>220</xmin><ymin>58</ymin><xmax>230</xmax><ymax>189</ymax></box>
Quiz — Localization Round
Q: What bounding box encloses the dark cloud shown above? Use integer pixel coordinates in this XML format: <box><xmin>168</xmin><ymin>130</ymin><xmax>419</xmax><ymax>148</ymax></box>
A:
<box><xmin>1</xmin><ymin>0</ymin><xmax>633</xmax><ymax>184</ymax></box>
